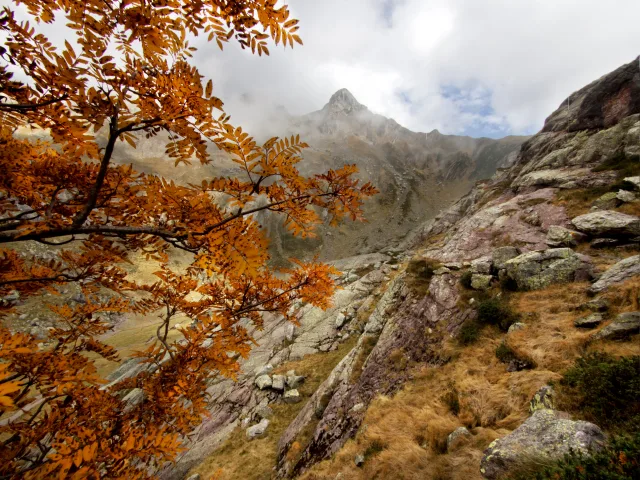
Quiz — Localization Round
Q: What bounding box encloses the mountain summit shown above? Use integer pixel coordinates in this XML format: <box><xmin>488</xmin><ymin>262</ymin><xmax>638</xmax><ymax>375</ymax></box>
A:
<box><xmin>323</xmin><ymin>88</ymin><xmax>367</xmax><ymax>115</ymax></box>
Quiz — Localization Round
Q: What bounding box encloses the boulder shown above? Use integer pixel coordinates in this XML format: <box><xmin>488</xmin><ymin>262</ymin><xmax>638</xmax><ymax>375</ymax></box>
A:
<box><xmin>590</xmin><ymin>238</ymin><xmax>622</xmax><ymax>249</ymax></box>
<box><xmin>492</xmin><ymin>246</ymin><xmax>520</xmax><ymax>270</ymax></box>
<box><xmin>255</xmin><ymin>375</ymin><xmax>272</xmax><ymax>390</ymax></box>
<box><xmin>255</xmin><ymin>364</ymin><xmax>274</xmax><ymax>377</ymax></box>
<box><xmin>246</xmin><ymin>419</ymin><xmax>270</xmax><ymax>440</ymax></box>
<box><xmin>447</xmin><ymin>426</ymin><xmax>471</xmax><ymax>451</ymax></box>
<box><xmin>574</xmin><ymin>313</ymin><xmax>604</xmax><ymax>329</ymax></box>
<box><xmin>545</xmin><ymin>225</ymin><xmax>586</xmax><ymax>247</ymax></box>
<box><xmin>433</xmin><ymin>267</ymin><xmax>451</xmax><ymax>275</ymax></box>
<box><xmin>592</xmin><ymin>191</ymin><xmax>619</xmax><ymax>210</ymax></box>
<box><xmin>480</xmin><ymin>409</ymin><xmax>605</xmax><ymax>480</ymax></box>
<box><xmin>581</xmin><ymin>297</ymin><xmax>609</xmax><ymax>312</ymax></box>
<box><xmin>504</xmin><ymin>248</ymin><xmax>593</xmax><ymax>291</ymax></box>
<box><xmin>283</xmin><ymin>389</ymin><xmax>302</xmax><ymax>404</ymax></box>
<box><xmin>335</xmin><ymin>312</ymin><xmax>348</xmax><ymax>329</ymax></box>
<box><xmin>624</xmin><ymin>176</ymin><xmax>640</xmax><ymax>191</ymax></box>
<box><xmin>572</xmin><ymin>210</ymin><xmax>640</xmax><ymax>237</ymax></box>
<box><xmin>591</xmin><ymin>311</ymin><xmax>640</xmax><ymax>341</ymax></box>
<box><xmin>471</xmin><ymin>255</ymin><xmax>493</xmax><ymax>274</ymax></box>
<box><xmin>286</xmin><ymin>374</ymin><xmax>305</xmax><ymax>389</ymax></box>
<box><xmin>471</xmin><ymin>274</ymin><xmax>493</xmax><ymax>290</ymax></box>
<box><xmin>354</xmin><ymin>454</ymin><xmax>365</xmax><ymax>467</ymax></box>
<box><xmin>256</xmin><ymin>404</ymin><xmax>273</xmax><ymax>420</ymax></box>
<box><xmin>588</xmin><ymin>255</ymin><xmax>640</xmax><ymax>294</ymax></box>
<box><xmin>529</xmin><ymin>385</ymin><xmax>555</xmax><ymax>413</ymax></box>
<box><xmin>507</xmin><ymin>322</ymin><xmax>526</xmax><ymax>334</ymax></box>
<box><xmin>444</xmin><ymin>262</ymin><xmax>462</xmax><ymax>270</ymax></box>
<box><xmin>272</xmin><ymin>375</ymin><xmax>286</xmax><ymax>392</ymax></box>
<box><xmin>617</xmin><ymin>189</ymin><xmax>637</xmax><ymax>203</ymax></box>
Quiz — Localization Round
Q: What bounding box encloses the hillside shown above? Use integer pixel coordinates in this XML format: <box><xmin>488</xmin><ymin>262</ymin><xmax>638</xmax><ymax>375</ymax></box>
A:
<box><xmin>154</xmin><ymin>57</ymin><xmax>640</xmax><ymax>480</ymax></box>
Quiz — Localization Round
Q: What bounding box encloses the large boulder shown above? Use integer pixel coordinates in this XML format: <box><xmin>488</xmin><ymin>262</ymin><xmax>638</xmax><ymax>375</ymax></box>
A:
<box><xmin>503</xmin><ymin>248</ymin><xmax>593</xmax><ymax>291</ymax></box>
<box><xmin>588</xmin><ymin>255</ymin><xmax>640</xmax><ymax>294</ymax></box>
<box><xmin>255</xmin><ymin>374</ymin><xmax>273</xmax><ymax>390</ymax></box>
<box><xmin>591</xmin><ymin>311</ymin><xmax>640</xmax><ymax>341</ymax></box>
<box><xmin>471</xmin><ymin>274</ymin><xmax>493</xmax><ymax>290</ymax></box>
<box><xmin>574</xmin><ymin>313</ymin><xmax>604</xmax><ymax>329</ymax></box>
<box><xmin>572</xmin><ymin>210</ymin><xmax>640</xmax><ymax>238</ymax></box>
<box><xmin>480</xmin><ymin>409</ymin><xmax>605</xmax><ymax>479</ymax></box>
<box><xmin>546</xmin><ymin>225</ymin><xmax>586</xmax><ymax>247</ymax></box>
<box><xmin>492</xmin><ymin>247</ymin><xmax>520</xmax><ymax>270</ymax></box>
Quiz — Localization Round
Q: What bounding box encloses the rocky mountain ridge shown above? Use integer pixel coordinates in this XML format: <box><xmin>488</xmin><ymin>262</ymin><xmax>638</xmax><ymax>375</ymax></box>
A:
<box><xmin>152</xmin><ymin>56</ymin><xmax>640</xmax><ymax>479</ymax></box>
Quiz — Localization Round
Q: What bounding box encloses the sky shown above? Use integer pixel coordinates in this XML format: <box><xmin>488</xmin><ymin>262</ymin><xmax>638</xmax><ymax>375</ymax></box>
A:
<box><xmin>192</xmin><ymin>0</ymin><xmax>640</xmax><ymax>139</ymax></box>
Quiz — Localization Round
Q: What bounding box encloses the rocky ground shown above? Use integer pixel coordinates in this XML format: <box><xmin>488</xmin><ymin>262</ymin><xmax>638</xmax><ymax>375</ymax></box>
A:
<box><xmin>150</xmin><ymin>57</ymin><xmax>640</xmax><ymax>480</ymax></box>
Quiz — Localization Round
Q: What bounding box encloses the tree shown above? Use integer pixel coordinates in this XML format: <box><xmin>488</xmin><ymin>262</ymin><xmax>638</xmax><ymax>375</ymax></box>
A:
<box><xmin>0</xmin><ymin>1</ymin><xmax>377</xmax><ymax>478</ymax></box>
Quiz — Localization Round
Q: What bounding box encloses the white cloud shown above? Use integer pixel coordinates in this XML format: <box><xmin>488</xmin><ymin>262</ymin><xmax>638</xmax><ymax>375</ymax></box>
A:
<box><xmin>192</xmin><ymin>0</ymin><xmax>640</xmax><ymax>138</ymax></box>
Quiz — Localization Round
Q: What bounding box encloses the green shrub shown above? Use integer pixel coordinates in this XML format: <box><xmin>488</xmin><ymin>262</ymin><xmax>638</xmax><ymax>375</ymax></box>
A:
<box><xmin>458</xmin><ymin>320</ymin><xmax>481</xmax><ymax>345</ymax></box>
<box><xmin>364</xmin><ymin>438</ymin><xmax>386</xmax><ymax>459</ymax></box>
<box><xmin>560</xmin><ymin>353</ymin><xmax>640</xmax><ymax>429</ymax></box>
<box><xmin>477</xmin><ymin>297</ymin><xmax>520</xmax><ymax>331</ymax></box>
<box><xmin>508</xmin><ymin>432</ymin><xmax>640</xmax><ymax>480</ymax></box>
<box><xmin>460</xmin><ymin>270</ymin><xmax>473</xmax><ymax>289</ymax></box>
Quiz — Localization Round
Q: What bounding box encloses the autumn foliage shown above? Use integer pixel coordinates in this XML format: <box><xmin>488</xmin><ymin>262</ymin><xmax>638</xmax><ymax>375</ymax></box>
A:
<box><xmin>0</xmin><ymin>1</ymin><xmax>376</xmax><ymax>478</ymax></box>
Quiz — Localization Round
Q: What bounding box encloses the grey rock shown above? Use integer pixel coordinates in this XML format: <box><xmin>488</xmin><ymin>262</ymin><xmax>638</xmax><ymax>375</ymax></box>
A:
<box><xmin>574</xmin><ymin>313</ymin><xmax>604</xmax><ymax>329</ymax></box>
<box><xmin>255</xmin><ymin>374</ymin><xmax>272</xmax><ymax>390</ymax></box>
<box><xmin>335</xmin><ymin>312</ymin><xmax>348</xmax><ymax>329</ymax></box>
<box><xmin>522</xmin><ymin>210</ymin><xmax>542</xmax><ymax>226</ymax></box>
<box><xmin>256</xmin><ymin>405</ymin><xmax>273</xmax><ymax>420</ymax></box>
<box><xmin>286</xmin><ymin>375</ymin><xmax>305</xmax><ymax>389</ymax></box>
<box><xmin>529</xmin><ymin>386</ymin><xmax>555</xmax><ymax>413</ymax></box>
<box><xmin>582</xmin><ymin>297</ymin><xmax>609</xmax><ymax>312</ymax></box>
<box><xmin>572</xmin><ymin>210</ymin><xmax>640</xmax><ymax>237</ymax></box>
<box><xmin>433</xmin><ymin>267</ymin><xmax>451</xmax><ymax>275</ymax></box>
<box><xmin>471</xmin><ymin>274</ymin><xmax>493</xmax><ymax>290</ymax></box>
<box><xmin>2</xmin><ymin>290</ymin><xmax>20</xmax><ymax>303</ymax></box>
<box><xmin>546</xmin><ymin>225</ymin><xmax>586</xmax><ymax>247</ymax></box>
<box><xmin>592</xmin><ymin>191</ymin><xmax>620</xmax><ymax>210</ymax></box>
<box><xmin>246</xmin><ymin>419</ymin><xmax>270</xmax><ymax>440</ymax></box>
<box><xmin>492</xmin><ymin>247</ymin><xmax>520</xmax><ymax>270</ymax></box>
<box><xmin>283</xmin><ymin>389</ymin><xmax>302</xmax><ymax>404</ymax></box>
<box><xmin>255</xmin><ymin>364</ymin><xmax>274</xmax><ymax>377</ymax></box>
<box><xmin>592</xmin><ymin>311</ymin><xmax>640</xmax><ymax>341</ymax></box>
<box><xmin>590</xmin><ymin>238</ymin><xmax>622</xmax><ymax>249</ymax></box>
<box><xmin>351</xmin><ymin>403</ymin><xmax>365</xmax><ymax>413</ymax></box>
<box><xmin>471</xmin><ymin>255</ymin><xmax>493</xmax><ymax>274</ymax></box>
<box><xmin>354</xmin><ymin>454</ymin><xmax>365</xmax><ymax>467</ymax></box>
<box><xmin>617</xmin><ymin>189</ymin><xmax>637</xmax><ymax>203</ymax></box>
<box><xmin>480</xmin><ymin>409</ymin><xmax>605</xmax><ymax>480</ymax></box>
<box><xmin>589</xmin><ymin>255</ymin><xmax>640</xmax><ymax>294</ymax></box>
<box><xmin>444</xmin><ymin>262</ymin><xmax>462</xmax><ymax>270</ymax></box>
<box><xmin>447</xmin><ymin>426</ymin><xmax>471</xmax><ymax>451</ymax></box>
<box><xmin>272</xmin><ymin>375</ymin><xmax>286</xmax><ymax>392</ymax></box>
<box><xmin>122</xmin><ymin>388</ymin><xmax>145</xmax><ymax>414</ymax></box>
<box><xmin>507</xmin><ymin>322</ymin><xmax>526</xmax><ymax>333</ymax></box>
<box><xmin>624</xmin><ymin>176</ymin><xmax>640</xmax><ymax>191</ymax></box>
<box><xmin>185</xmin><ymin>475</ymin><xmax>201</xmax><ymax>480</ymax></box>
<box><xmin>504</xmin><ymin>248</ymin><xmax>593</xmax><ymax>291</ymax></box>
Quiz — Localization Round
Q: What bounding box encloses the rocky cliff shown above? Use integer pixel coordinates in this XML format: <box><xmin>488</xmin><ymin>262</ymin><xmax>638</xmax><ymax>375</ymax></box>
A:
<box><xmin>159</xmin><ymin>56</ymin><xmax>640</xmax><ymax>480</ymax></box>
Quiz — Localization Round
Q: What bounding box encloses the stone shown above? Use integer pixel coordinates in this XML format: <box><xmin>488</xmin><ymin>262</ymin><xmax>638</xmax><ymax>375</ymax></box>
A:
<box><xmin>471</xmin><ymin>274</ymin><xmax>493</xmax><ymax>290</ymax></box>
<box><xmin>433</xmin><ymin>267</ymin><xmax>451</xmax><ymax>275</ymax></box>
<box><xmin>186</xmin><ymin>475</ymin><xmax>201</xmax><ymax>480</ymax></box>
<box><xmin>592</xmin><ymin>191</ymin><xmax>620</xmax><ymax>210</ymax></box>
<box><xmin>471</xmin><ymin>255</ymin><xmax>493</xmax><ymax>274</ymax></box>
<box><xmin>351</xmin><ymin>403</ymin><xmax>365</xmax><ymax>413</ymax></box>
<box><xmin>572</xmin><ymin>210</ymin><xmax>640</xmax><ymax>237</ymax></box>
<box><xmin>335</xmin><ymin>312</ymin><xmax>348</xmax><ymax>329</ymax></box>
<box><xmin>574</xmin><ymin>313</ymin><xmax>604</xmax><ymax>329</ymax></box>
<box><xmin>255</xmin><ymin>364</ymin><xmax>274</xmax><ymax>377</ymax></box>
<box><xmin>617</xmin><ymin>189</ymin><xmax>637</xmax><ymax>203</ymax></box>
<box><xmin>286</xmin><ymin>374</ymin><xmax>305</xmax><ymax>389</ymax></box>
<box><xmin>480</xmin><ymin>409</ymin><xmax>605</xmax><ymax>480</ymax></box>
<box><xmin>444</xmin><ymin>262</ymin><xmax>462</xmax><ymax>270</ymax></box>
<box><xmin>272</xmin><ymin>375</ymin><xmax>286</xmax><ymax>392</ymax></box>
<box><xmin>582</xmin><ymin>297</ymin><xmax>609</xmax><ymax>312</ymax></box>
<box><xmin>256</xmin><ymin>405</ymin><xmax>273</xmax><ymax>420</ymax></box>
<box><xmin>255</xmin><ymin>374</ymin><xmax>272</xmax><ymax>390</ymax></box>
<box><xmin>507</xmin><ymin>322</ymin><xmax>526</xmax><ymax>333</ymax></box>
<box><xmin>246</xmin><ymin>419</ymin><xmax>270</xmax><ymax>440</ymax></box>
<box><xmin>529</xmin><ymin>385</ymin><xmax>555</xmax><ymax>413</ymax></box>
<box><xmin>354</xmin><ymin>454</ymin><xmax>365</xmax><ymax>467</ymax></box>
<box><xmin>504</xmin><ymin>248</ymin><xmax>593</xmax><ymax>291</ymax></box>
<box><xmin>447</xmin><ymin>426</ymin><xmax>471</xmax><ymax>451</ymax></box>
<box><xmin>591</xmin><ymin>311</ymin><xmax>640</xmax><ymax>341</ymax></box>
<box><xmin>590</xmin><ymin>238</ymin><xmax>622</xmax><ymax>249</ymax></box>
<box><xmin>492</xmin><ymin>246</ymin><xmax>520</xmax><ymax>270</ymax></box>
<box><xmin>624</xmin><ymin>176</ymin><xmax>640</xmax><ymax>191</ymax></box>
<box><xmin>546</xmin><ymin>225</ymin><xmax>586</xmax><ymax>247</ymax></box>
<box><xmin>283</xmin><ymin>389</ymin><xmax>302</xmax><ymax>404</ymax></box>
<box><xmin>589</xmin><ymin>255</ymin><xmax>640</xmax><ymax>294</ymax></box>
<box><xmin>2</xmin><ymin>290</ymin><xmax>20</xmax><ymax>304</ymax></box>
<box><xmin>122</xmin><ymin>388</ymin><xmax>145</xmax><ymax>413</ymax></box>
<box><xmin>522</xmin><ymin>210</ymin><xmax>542</xmax><ymax>226</ymax></box>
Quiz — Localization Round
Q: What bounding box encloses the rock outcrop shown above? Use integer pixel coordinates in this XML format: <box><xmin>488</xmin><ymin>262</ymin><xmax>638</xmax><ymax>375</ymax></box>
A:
<box><xmin>592</xmin><ymin>311</ymin><xmax>640</xmax><ymax>341</ymax></box>
<box><xmin>589</xmin><ymin>255</ymin><xmax>640</xmax><ymax>294</ymax></box>
<box><xmin>572</xmin><ymin>210</ymin><xmax>640</xmax><ymax>238</ymax></box>
<box><xmin>480</xmin><ymin>410</ymin><xmax>605</xmax><ymax>480</ymax></box>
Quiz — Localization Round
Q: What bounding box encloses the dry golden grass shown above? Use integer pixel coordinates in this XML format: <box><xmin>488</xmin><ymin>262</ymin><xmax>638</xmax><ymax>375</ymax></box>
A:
<box><xmin>301</xmin><ymin>281</ymin><xmax>640</xmax><ymax>480</ymax></box>
<box><xmin>189</xmin><ymin>337</ymin><xmax>359</xmax><ymax>480</ymax></box>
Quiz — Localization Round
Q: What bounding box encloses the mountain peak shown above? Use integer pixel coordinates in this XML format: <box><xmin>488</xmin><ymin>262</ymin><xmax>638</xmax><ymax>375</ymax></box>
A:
<box><xmin>324</xmin><ymin>88</ymin><xmax>366</xmax><ymax>115</ymax></box>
